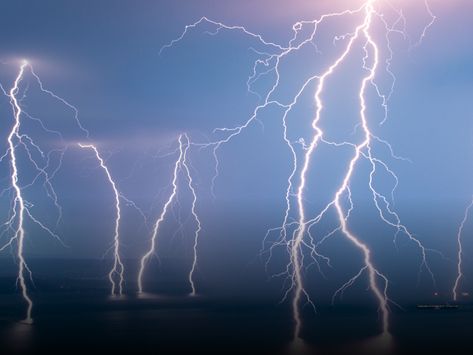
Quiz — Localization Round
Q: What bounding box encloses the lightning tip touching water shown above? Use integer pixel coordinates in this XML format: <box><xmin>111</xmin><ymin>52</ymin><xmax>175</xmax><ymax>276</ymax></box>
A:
<box><xmin>453</xmin><ymin>197</ymin><xmax>473</xmax><ymax>302</ymax></box>
<box><xmin>78</xmin><ymin>143</ymin><xmax>125</xmax><ymax>296</ymax></box>
<box><xmin>0</xmin><ymin>60</ymin><xmax>92</xmax><ymax>322</ymax></box>
<box><xmin>137</xmin><ymin>133</ymin><xmax>202</xmax><ymax>296</ymax></box>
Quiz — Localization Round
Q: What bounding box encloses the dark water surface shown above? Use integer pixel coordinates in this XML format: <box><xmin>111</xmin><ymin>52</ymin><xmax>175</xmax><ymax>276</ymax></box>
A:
<box><xmin>0</xmin><ymin>259</ymin><xmax>472</xmax><ymax>354</ymax></box>
<box><xmin>1</xmin><ymin>293</ymin><xmax>472</xmax><ymax>355</ymax></box>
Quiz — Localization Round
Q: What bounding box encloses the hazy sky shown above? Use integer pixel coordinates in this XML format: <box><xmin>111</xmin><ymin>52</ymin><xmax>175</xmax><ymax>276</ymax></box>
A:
<box><xmin>0</xmin><ymin>0</ymin><xmax>472</xmax><ymax>302</ymax></box>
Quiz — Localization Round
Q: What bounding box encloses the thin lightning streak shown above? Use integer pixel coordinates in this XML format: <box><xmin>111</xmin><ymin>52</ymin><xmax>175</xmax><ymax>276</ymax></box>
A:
<box><xmin>137</xmin><ymin>134</ymin><xmax>202</xmax><ymax>294</ymax></box>
<box><xmin>453</xmin><ymin>197</ymin><xmax>473</xmax><ymax>301</ymax></box>
<box><xmin>29</xmin><ymin>68</ymin><xmax>90</xmax><ymax>139</ymax></box>
<box><xmin>138</xmin><ymin>134</ymin><xmax>186</xmax><ymax>294</ymax></box>
<box><xmin>410</xmin><ymin>0</ymin><xmax>437</xmax><ymax>49</ymax></box>
<box><xmin>182</xmin><ymin>134</ymin><xmax>203</xmax><ymax>296</ymax></box>
<box><xmin>79</xmin><ymin>143</ymin><xmax>125</xmax><ymax>296</ymax></box>
<box><xmin>160</xmin><ymin>17</ymin><xmax>286</xmax><ymax>56</ymax></box>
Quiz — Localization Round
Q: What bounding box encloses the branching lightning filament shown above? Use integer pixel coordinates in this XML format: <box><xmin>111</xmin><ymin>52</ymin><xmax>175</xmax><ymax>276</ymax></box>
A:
<box><xmin>161</xmin><ymin>0</ymin><xmax>440</xmax><ymax>342</ymax></box>
<box><xmin>0</xmin><ymin>60</ymin><xmax>89</xmax><ymax>322</ymax></box>
<box><xmin>138</xmin><ymin>133</ymin><xmax>202</xmax><ymax>295</ymax></box>
<box><xmin>78</xmin><ymin>143</ymin><xmax>126</xmax><ymax>296</ymax></box>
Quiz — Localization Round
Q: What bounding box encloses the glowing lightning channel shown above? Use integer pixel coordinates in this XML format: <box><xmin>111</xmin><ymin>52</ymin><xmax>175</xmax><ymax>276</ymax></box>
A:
<box><xmin>5</xmin><ymin>60</ymin><xmax>33</xmax><ymax>324</ymax></box>
<box><xmin>453</xmin><ymin>197</ymin><xmax>473</xmax><ymax>301</ymax></box>
<box><xmin>137</xmin><ymin>133</ymin><xmax>202</xmax><ymax>295</ymax></box>
<box><xmin>138</xmin><ymin>134</ymin><xmax>186</xmax><ymax>293</ymax></box>
<box><xmin>0</xmin><ymin>60</ymin><xmax>90</xmax><ymax>322</ymax></box>
<box><xmin>181</xmin><ymin>134</ymin><xmax>203</xmax><ymax>296</ymax></box>
<box><xmin>78</xmin><ymin>143</ymin><xmax>125</xmax><ymax>296</ymax></box>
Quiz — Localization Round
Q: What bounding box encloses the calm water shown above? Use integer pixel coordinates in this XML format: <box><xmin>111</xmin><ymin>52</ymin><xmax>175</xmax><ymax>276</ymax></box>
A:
<box><xmin>0</xmin><ymin>259</ymin><xmax>472</xmax><ymax>354</ymax></box>
<box><xmin>1</xmin><ymin>294</ymin><xmax>472</xmax><ymax>354</ymax></box>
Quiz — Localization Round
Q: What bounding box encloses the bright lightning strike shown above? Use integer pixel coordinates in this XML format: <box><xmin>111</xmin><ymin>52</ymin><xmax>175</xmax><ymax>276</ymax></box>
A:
<box><xmin>287</xmin><ymin>2</ymin><xmax>396</xmax><ymax>339</ymax></box>
<box><xmin>3</xmin><ymin>61</ymin><xmax>33</xmax><ymax>324</ymax></box>
<box><xmin>78</xmin><ymin>143</ymin><xmax>125</xmax><ymax>297</ymax></box>
<box><xmin>0</xmin><ymin>60</ymin><xmax>88</xmax><ymax>323</ymax></box>
<box><xmin>138</xmin><ymin>133</ymin><xmax>202</xmax><ymax>295</ymax></box>
<box><xmin>161</xmin><ymin>0</ymin><xmax>440</xmax><ymax>342</ymax></box>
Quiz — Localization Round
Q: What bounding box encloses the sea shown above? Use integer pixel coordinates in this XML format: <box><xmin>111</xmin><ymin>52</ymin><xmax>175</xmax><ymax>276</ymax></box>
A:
<box><xmin>0</xmin><ymin>259</ymin><xmax>471</xmax><ymax>355</ymax></box>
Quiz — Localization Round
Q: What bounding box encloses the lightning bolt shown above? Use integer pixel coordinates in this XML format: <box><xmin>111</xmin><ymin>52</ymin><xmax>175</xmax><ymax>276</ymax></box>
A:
<box><xmin>285</xmin><ymin>2</ymin><xmax>395</xmax><ymax>339</ymax></box>
<box><xmin>0</xmin><ymin>60</ymin><xmax>88</xmax><ymax>323</ymax></box>
<box><xmin>161</xmin><ymin>0</ymin><xmax>440</xmax><ymax>343</ymax></box>
<box><xmin>78</xmin><ymin>143</ymin><xmax>125</xmax><ymax>296</ymax></box>
<box><xmin>183</xmin><ymin>135</ymin><xmax>203</xmax><ymax>296</ymax></box>
<box><xmin>453</xmin><ymin>197</ymin><xmax>473</xmax><ymax>301</ymax></box>
<box><xmin>138</xmin><ymin>133</ymin><xmax>202</xmax><ymax>295</ymax></box>
<box><xmin>3</xmin><ymin>61</ymin><xmax>33</xmax><ymax>324</ymax></box>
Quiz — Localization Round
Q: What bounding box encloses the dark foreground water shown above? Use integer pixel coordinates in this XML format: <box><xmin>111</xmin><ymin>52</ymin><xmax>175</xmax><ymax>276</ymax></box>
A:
<box><xmin>0</xmin><ymin>293</ymin><xmax>472</xmax><ymax>355</ymax></box>
<box><xmin>0</xmin><ymin>259</ymin><xmax>472</xmax><ymax>355</ymax></box>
